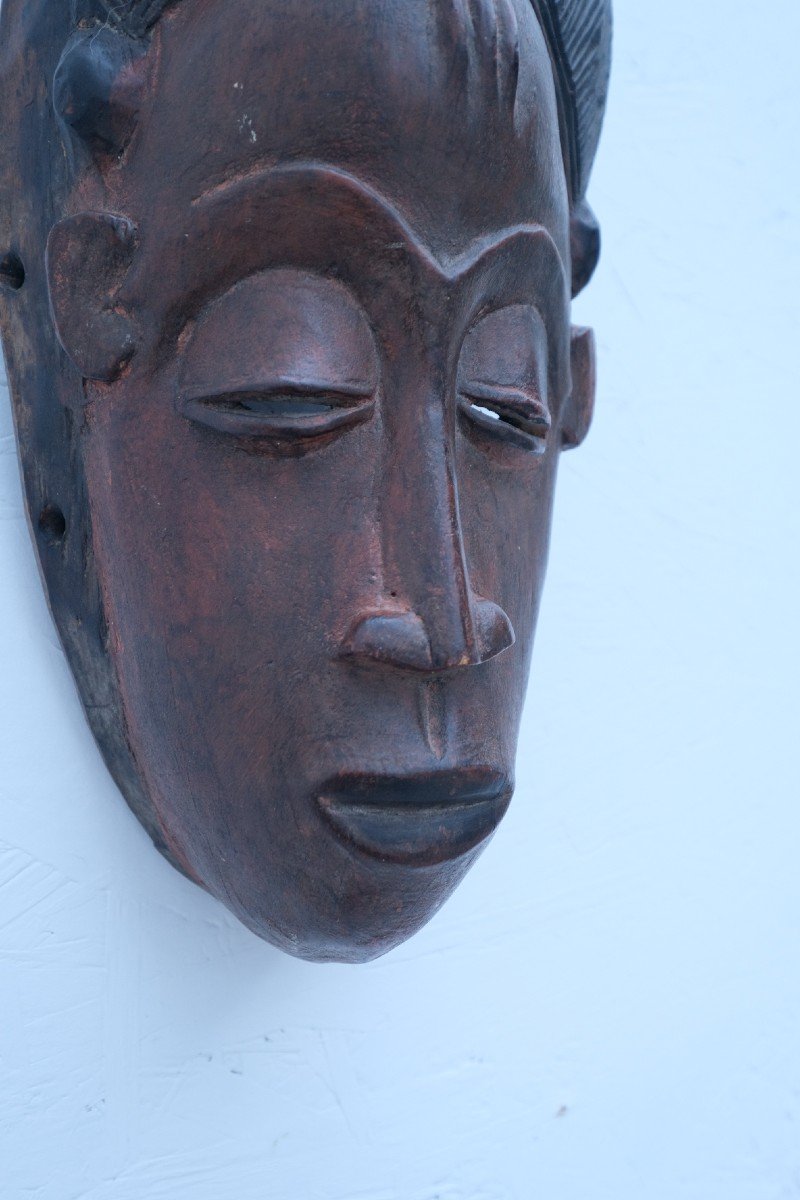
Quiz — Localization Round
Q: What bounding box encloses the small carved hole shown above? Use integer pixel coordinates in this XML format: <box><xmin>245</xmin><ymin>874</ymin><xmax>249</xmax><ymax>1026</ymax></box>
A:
<box><xmin>39</xmin><ymin>505</ymin><xmax>67</xmax><ymax>544</ymax></box>
<box><xmin>0</xmin><ymin>252</ymin><xmax>25</xmax><ymax>292</ymax></box>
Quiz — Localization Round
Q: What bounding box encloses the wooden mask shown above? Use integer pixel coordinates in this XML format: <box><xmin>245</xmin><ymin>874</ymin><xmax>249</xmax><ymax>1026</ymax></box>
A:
<box><xmin>0</xmin><ymin>0</ymin><xmax>611</xmax><ymax>961</ymax></box>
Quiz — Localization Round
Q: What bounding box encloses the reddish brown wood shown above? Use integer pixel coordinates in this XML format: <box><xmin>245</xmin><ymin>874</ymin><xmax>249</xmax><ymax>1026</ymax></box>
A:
<box><xmin>0</xmin><ymin>0</ymin><xmax>610</xmax><ymax>962</ymax></box>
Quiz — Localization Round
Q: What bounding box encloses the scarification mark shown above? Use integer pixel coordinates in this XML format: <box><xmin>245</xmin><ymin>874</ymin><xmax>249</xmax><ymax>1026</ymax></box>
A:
<box><xmin>497</xmin><ymin>0</ymin><xmax>521</xmax><ymax>109</ymax></box>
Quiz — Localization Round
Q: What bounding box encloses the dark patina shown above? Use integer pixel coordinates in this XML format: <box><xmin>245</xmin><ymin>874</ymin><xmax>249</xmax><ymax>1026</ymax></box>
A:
<box><xmin>0</xmin><ymin>0</ymin><xmax>611</xmax><ymax>961</ymax></box>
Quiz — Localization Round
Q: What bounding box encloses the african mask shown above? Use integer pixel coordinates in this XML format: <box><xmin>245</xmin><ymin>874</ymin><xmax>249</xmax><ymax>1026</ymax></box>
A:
<box><xmin>0</xmin><ymin>0</ymin><xmax>611</xmax><ymax>961</ymax></box>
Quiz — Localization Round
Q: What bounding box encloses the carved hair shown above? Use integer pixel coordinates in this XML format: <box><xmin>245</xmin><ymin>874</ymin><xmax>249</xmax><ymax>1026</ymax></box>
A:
<box><xmin>531</xmin><ymin>0</ymin><xmax>612</xmax><ymax>202</ymax></box>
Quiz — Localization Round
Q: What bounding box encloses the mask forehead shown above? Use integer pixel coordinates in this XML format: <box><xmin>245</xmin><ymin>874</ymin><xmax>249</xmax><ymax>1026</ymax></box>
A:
<box><xmin>124</xmin><ymin>0</ymin><xmax>569</xmax><ymax>262</ymax></box>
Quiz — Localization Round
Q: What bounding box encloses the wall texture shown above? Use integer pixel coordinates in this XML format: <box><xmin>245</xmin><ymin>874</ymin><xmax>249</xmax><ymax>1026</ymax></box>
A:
<box><xmin>1</xmin><ymin>1</ymin><xmax>799</xmax><ymax>1197</ymax></box>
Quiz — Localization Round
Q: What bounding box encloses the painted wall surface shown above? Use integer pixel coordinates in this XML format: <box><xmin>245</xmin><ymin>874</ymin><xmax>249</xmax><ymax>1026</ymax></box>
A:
<box><xmin>1</xmin><ymin>2</ymin><xmax>799</xmax><ymax>1197</ymax></box>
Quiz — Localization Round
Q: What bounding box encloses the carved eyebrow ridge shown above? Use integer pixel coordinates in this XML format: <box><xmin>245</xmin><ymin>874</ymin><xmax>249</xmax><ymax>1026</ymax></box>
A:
<box><xmin>190</xmin><ymin>160</ymin><xmax>567</xmax><ymax>285</ymax></box>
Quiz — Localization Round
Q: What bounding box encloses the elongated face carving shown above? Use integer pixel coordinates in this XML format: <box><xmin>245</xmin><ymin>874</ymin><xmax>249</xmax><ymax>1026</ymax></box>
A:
<box><xmin>0</xmin><ymin>0</ymin><xmax>610</xmax><ymax>961</ymax></box>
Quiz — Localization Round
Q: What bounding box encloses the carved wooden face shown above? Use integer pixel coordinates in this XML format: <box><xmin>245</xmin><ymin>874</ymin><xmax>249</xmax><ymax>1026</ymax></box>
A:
<box><xmin>1</xmin><ymin>0</ymin><xmax>597</xmax><ymax>961</ymax></box>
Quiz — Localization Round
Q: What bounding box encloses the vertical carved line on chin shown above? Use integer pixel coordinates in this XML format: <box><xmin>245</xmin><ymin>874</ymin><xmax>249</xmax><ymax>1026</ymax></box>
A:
<box><xmin>418</xmin><ymin>680</ymin><xmax>447</xmax><ymax>760</ymax></box>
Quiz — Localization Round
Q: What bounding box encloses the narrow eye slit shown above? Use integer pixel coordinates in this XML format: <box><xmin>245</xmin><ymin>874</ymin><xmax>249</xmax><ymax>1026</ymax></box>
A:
<box><xmin>458</xmin><ymin>387</ymin><xmax>551</xmax><ymax>455</ymax></box>
<box><xmin>177</xmin><ymin>383</ymin><xmax>375</xmax><ymax>444</ymax></box>
<box><xmin>472</xmin><ymin>404</ymin><xmax>502</xmax><ymax>423</ymax></box>
<box><xmin>219</xmin><ymin>392</ymin><xmax>336</xmax><ymax>417</ymax></box>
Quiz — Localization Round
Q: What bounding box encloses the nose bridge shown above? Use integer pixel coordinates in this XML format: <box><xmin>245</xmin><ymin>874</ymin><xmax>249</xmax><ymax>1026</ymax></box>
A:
<box><xmin>382</xmin><ymin>368</ymin><xmax>479</xmax><ymax>669</ymax></box>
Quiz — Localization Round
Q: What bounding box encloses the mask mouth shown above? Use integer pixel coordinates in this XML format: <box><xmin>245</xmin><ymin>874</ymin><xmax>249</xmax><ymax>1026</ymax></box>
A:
<box><xmin>316</xmin><ymin>768</ymin><xmax>513</xmax><ymax>867</ymax></box>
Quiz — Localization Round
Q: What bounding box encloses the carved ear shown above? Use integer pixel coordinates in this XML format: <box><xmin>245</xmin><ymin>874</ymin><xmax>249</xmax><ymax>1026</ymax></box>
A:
<box><xmin>562</xmin><ymin>326</ymin><xmax>596</xmax><ymax>450</ymax></box>
<box><xmin>53</xmin><ymin>27</ymin><xmax>148</xmax><ymax>162</ymax></box>
<box><xmin>47</xmin><ymin>212</ymin><xmax>139</xmax><ymax>383</ymax></box>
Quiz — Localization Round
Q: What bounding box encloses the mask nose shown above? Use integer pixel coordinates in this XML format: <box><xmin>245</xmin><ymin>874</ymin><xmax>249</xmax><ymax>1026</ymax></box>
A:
<box><xmin>339</xmin><ymin>382</ymin><xmax>515</xmax><ymax>674</ymax></box>
<box><xmin>342</xmin><ymin>598</ymin><xmax>514</xmax><ymax>673</ymax></box>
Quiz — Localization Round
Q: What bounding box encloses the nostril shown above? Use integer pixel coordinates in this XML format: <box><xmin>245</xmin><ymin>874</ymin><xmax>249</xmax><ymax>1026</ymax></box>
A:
<box><xmin>341</xmin><ymin>610</ymin><xmax>433</xmax><ymax>672</ymax></box>
<box><xmin>341</xmin><ymin>602</ymin><xmax>514</xmax><ymax>673</ymax></box>
<box><xmin>474</xmin><ymin>600</ymin><xmax>515</xmax><ymax>664</ymax></box>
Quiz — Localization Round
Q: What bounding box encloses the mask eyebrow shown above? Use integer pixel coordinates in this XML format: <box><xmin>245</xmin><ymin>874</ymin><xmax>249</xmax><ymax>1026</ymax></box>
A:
<box><xmin>123</xmin><ymin>160</ymin><xmax>569</xmax><ymax>374</ymax></box>
<box><xmin>445</xmin><ymin>222</ymin><xmax>567</xmax><ymax>289</ymax></box>
<box><xmin>191</xmin><ymin>160</ymin><xmax>444</xmax><ymax>269</ymax></box>
<box><xmin>190</xmin><ymin>159</ymin><xmax>566</xmax><ymax>286</ymax></box>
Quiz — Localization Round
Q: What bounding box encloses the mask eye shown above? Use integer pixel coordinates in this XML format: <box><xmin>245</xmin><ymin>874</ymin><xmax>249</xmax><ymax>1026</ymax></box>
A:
<box><xmin>458</xmin><ymin>384</ymin><xmax>551</xmax><ymax>455</ymax></box>
<box><xmin>177</xmin><ymin>382</ymin><xmax>375</xmax><ymax>445</ymax></box>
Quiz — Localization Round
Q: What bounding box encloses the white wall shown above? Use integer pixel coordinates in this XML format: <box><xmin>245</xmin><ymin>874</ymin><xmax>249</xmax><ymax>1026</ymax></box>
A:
<box><xmin>2</xmin><ymin>2</ymin><xmax>799</xmax><ymax>1197</ymax></box>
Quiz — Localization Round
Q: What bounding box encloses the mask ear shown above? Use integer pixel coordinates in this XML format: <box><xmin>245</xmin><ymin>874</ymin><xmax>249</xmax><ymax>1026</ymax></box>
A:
<box><xmin>46</xmin><ymin>212</ymin><xmax>139</xmax><ymax>383</ymax></box>
<box><xmin>562</xmin><ymin>325</ymin><xmax>596</xmax><ymax>450</ymax></box>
